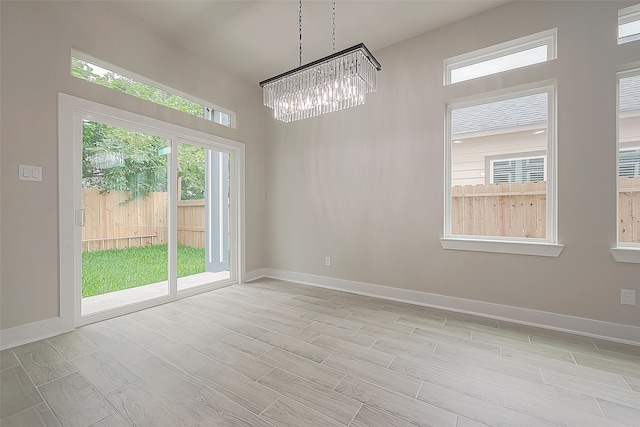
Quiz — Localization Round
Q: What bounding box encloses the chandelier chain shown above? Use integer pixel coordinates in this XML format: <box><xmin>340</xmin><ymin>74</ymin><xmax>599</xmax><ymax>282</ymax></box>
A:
<box><xmin>259</xmin><ymin>0</ymin><xmax>380</xmax><ymax>123</ymax></box>
<box><xmin>299</xmin><ymin>0</ymin><xmax>303</xmax><ymax>66</ymax></box>
<box><xmin>332</xmin><ymin>0</ymin><xmax>336</xmax><ymax>53</ymax></box>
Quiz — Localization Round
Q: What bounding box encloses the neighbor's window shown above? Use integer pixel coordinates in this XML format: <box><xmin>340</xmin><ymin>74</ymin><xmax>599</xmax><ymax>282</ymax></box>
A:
<box><xmin>490</xmin><ymin>155</ymin><xmax>546</xmax><ymax>184</ymax></box>
<box><xmin>619</xmin><ymin>5</ymin><xmax>640</xmax><ymax>45</ymax></box>
<box><xmin>447</xmin><ymin>88</ymin><xmax>553</xmax><ymax>240</ymax></box>
<box><xmin>445</xmin><ymin>29</ymin><xmax>556</xmax><ymax>84</ymax></box>
<box><xmin>619</xmin><ymin>148</ymin><xmax>640</xmax><ymax>178</ymax></box>
<box><xmin>618</xmin><ymin>71</ymin><xmax>640</xmax><ymax>245</ymax></box>
<box><xmin>71</xmin><ymin>51</ymin><xmax>234</xmax><ymax>127</ymax></box>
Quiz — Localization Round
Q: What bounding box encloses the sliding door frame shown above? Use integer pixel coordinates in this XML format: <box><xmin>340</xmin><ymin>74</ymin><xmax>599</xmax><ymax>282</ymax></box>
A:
<box><xmin>58</xmin><ymin>93</ymin><xmax>245</xmax><ymax>331</ymax></box>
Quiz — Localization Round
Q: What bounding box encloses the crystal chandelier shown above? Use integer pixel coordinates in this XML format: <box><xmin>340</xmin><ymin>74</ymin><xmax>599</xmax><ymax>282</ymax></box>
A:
<box><xmin>259</xmin><ymin>0</ymin><xmax>381</xmax><ymax>123</ymax></box>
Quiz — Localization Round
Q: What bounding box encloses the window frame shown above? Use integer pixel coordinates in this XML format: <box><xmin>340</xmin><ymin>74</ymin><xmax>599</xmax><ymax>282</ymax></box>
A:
<box><xmin>444</xmin><ymin>29</ymin><xmax>557</xmax><ymax>85</ymax></box>
<box><xmin>611</xmin><ymin>68</ymin><xmax>640</xmax><ymax>263</ymax></box>
<box><xmin>618</xmin><ymin>4</ymin><xmax>640</xmax><ymax>45</ymax></box>
<box><xmin>71</xmin><ymin>49</ymin><xmax>236</xmax><ymax>128</ymax></box>
<box><xmin>441</xmin><ymin>83</ymin><xmax>562</xmax><ymax>257</ymax></box>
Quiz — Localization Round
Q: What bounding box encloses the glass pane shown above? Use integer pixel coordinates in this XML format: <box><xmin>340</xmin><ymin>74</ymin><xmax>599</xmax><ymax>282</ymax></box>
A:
<box><xmin>451</xmin><ymin>45</ymin><xmax>548</xmax><ymax>84</ymax></box>
<box><xmin>72</xmin><ymin>54</ymin><xmax>234</xmax><ymax>127</ymax></box>
<box><xmin>618</xmin><ymin>73</ymin><xmax>640</xmax><ymax>243</ymax></box>
<box><xmin>81</xmin><ymin>121</ymin><xmax>170</xmax><ymax>315</ymax></box>
<box><xmin>619</xmin><ymin>12</ymin><xmax>640</xmax><ymax>44</ymax></box>
<box><xmin>177</xmin><ymin>143</ymin><xmax>230</xmax><ymax>293</ymax></box>
<box><xmin>451</xmin><ymin>92</ymin><xmax>548</xmax><ymax>238</ymax></box>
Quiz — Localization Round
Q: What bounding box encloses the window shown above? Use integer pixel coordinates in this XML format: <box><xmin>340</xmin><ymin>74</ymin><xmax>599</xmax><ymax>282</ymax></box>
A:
<box><xmin>619</xmin><ymin>148</ymin><xmax>640</xmax><ymax>178</ymax></box>
<box><xmin>490</xmin><ymin>155</ymin><xmax>546</xmax><ymax>184</ymax></box>
<box><xmin>444</xmin><ymin>29</ymin><xmax>556</xmax><ymax>84</ymax></box>
<box><xmin>615</xmin><ymin>70</ymin><xmax>640</xmax><ymax>254</ymax></box>
<box><xmin>444</xmin><ymin>86</ymin><xmax>558</xmax><ymax>253</ymax></box>
<box><xmin>618</xmin><ymin>5</ymin><xmax>640</xmax><ymax>45</ymax></box>
<box><xmin>71</xmin><ymin>51</ymin><xmax>235</xmax><ymax>128</ymax></box>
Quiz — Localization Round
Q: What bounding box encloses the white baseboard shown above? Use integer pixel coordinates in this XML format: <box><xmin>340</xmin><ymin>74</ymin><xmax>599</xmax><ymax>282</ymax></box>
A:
<box><xmin>244</xmin><ymin>268</ymin><xmax>269</xmax><ymax>283</ymax></box>
<box><xmin>246</xmin><ymin>268</ymin><xmax>640</xmax><ymax>346</ymax></box>
<box><xmin>4</xmin><ymin>270</ymin><xmax>638</xmax><ymax>349</ymax></box>
<box><xmin>0</xmin><ymin>317</ymin><xmax>61</xmax><ymax>350</ymax></box>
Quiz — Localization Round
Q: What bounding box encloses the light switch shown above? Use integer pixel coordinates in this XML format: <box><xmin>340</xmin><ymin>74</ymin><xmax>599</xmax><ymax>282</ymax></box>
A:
<box><xmin>19</xmin><ymin>164</ymin><xmax>42</xmax><ymax>182</ymax></box>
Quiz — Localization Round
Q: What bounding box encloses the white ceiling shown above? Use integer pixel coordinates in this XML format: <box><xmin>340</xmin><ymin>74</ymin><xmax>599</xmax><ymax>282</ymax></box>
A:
<box><xmin>104</xmin><ymin>1</ymin><xmax>511</xmax><ymax>84</ymax></box>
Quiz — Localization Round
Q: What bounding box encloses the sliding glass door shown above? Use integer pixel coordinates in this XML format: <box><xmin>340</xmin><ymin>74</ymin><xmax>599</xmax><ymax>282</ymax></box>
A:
<box><xmin>58</xmin><ymin>94</ymin><xmax>243</xmax><ymax>328</ymax></box>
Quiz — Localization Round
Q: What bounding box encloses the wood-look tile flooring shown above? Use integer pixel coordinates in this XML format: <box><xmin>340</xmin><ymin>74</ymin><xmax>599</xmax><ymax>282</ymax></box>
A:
<box><xmin>2</xmin><ymin>278</ymin><xmax>640</xmax><ymax>426</ymax></box>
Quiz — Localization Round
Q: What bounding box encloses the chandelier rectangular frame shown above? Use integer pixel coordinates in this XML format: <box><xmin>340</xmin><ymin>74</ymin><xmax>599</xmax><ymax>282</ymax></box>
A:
<box><xmin>259</xmin><ymin>43</ymin><xmax>382</xmax><ymax>123</ymax></box>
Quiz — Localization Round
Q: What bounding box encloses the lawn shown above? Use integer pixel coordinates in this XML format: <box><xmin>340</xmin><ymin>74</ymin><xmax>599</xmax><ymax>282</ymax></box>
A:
<box><xmin>82</xmin><ymin>244</ymin><xmax>205</xmax><ymax>297</ymax></box>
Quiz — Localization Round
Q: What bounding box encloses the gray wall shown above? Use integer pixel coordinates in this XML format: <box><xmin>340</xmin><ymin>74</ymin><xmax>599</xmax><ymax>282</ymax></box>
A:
<box><xmin>2</xmin><ymin>0</ymin><xmax>639</xmax><ymax>338</ymax></box>
<box><xmin>0</xmin><ymin>1</ymin><xmax>266</xmax><ymax>330</ymax></box>
<box><xmin>265</xmin><ymin>1</ymin><xmax>640</xmax><ymax>328</ymax></box>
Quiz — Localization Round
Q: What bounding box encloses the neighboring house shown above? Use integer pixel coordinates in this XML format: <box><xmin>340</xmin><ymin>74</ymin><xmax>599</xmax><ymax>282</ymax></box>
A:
<box><xmin>451</xmin><ymin>75</ymin><xmax>640</xmax><ymax>186</ymax></box>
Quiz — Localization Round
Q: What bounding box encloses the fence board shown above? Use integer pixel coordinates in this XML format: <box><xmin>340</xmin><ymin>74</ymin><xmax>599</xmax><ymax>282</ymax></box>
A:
<box><xmin>620</xmin><ymin>178</ymin><xmax>634</xmax><ymax>243</ymax></box>
<box><xmin>498</xmin><ymin>183</ymin><xmax>511</xmax><ymax>237</ymax></box>
<box><xmin>463</xmin><ymin>185</ymin><xmax>475</xmax><ymax>235</ymax></box>
<box><xmin>485</xmin><ymin>185</ymin><xmax>500</xmax><ymax>237</ymax></box>
<box><xmin>474</xmin><ymin>185</ymin><xmax>486</xmax><ymax>236</ymax></box>
<box><xmin>451</xmin><ymin>186</ymin><xmax>463</xmax><ymax>235</ymax></box>
<box><xmin>630</xmin><ymin>177</ymin><xmax>640</xmax><ymax>243</ymax></box>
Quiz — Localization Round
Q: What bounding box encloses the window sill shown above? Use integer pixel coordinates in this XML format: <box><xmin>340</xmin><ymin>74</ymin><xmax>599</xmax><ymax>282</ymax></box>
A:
<box><xmin>440</xmin><ymin>238</ymin><xmax>564</xmax><ymax>257</ymax></box>
<box><xmin>610</xmin><ymin>247</ymin><xmax>640</xmax><ymax>264</ymax></box>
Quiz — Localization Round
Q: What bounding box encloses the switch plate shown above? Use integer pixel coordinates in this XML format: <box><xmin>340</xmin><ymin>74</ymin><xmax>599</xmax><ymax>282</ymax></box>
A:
<box><xmin>19</xmin><ymin>164</ymin><xmax>42</xmax><ymax>182</ymax></box>
<box><xmin>324</xmin><ymin>256</ymin><xmax>331</xmax><ymax>266</ymax></box>
<box><xmin>621</xmin><ymin>289</ymin><xmax>636</xmax><ymax>306</ymax></box>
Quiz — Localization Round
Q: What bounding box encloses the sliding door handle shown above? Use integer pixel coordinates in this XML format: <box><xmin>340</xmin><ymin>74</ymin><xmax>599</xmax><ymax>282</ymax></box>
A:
<box><xmin>75</xmin><ymin>209</ymin><xmax>85</xmax><ymax>226</ymax></box>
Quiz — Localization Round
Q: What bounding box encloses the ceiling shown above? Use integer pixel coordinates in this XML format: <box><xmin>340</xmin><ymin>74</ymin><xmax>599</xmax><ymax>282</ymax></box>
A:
<box><xmin>104</xmin><ymin>1</ymin><xmax>511</xmax><ymax>84</ymax></box>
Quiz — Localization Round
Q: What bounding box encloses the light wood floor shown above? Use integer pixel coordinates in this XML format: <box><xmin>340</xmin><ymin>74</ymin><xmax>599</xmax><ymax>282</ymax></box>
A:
<box><xmin>1</xmin><ymin>278</ymin><xmax>639</xmax><ymax>426</ymax></box>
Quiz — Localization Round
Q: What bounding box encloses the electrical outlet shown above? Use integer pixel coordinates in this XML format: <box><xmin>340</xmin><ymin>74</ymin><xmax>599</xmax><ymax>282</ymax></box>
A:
<box><xmin>324</xmin><ymin>256</ymin><xmax>331</xmax><ymax>266</ymax></box>
<box><xmin>621</xmin><ymin>289</ymin><xmax>636</xmax><ymax>306</ymax></box>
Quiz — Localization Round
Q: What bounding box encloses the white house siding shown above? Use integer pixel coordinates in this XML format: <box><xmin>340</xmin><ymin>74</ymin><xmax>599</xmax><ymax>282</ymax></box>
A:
<box><xmin>451</xmin><ymin>127</ymin><xmax>547</xmax><ymax>186</ymax></box>
<box><xmin>620</xmin><ymin>113</ymin><xmax>640</xmax><ymax>147</ymax></box>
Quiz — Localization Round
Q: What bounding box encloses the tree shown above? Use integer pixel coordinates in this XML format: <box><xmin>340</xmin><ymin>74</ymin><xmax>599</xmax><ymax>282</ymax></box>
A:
<box><xmin>72</xmin><ymin>58</ymin><xmax>205</xmax><ymax>117</ymax></box>
<box><xmin>82</xmin><ymin>121</ymin><xmax>169</xmax><ymax>199</ymax></box>
<box><xmin>75</xmin><ymin>59</ymin><xmax>207</xmax><ymax>200</ymax></box>
<box><xmin>177</xmin><ymin>145</ymin><xmax>205</xmax><ymax>200</ymax></box>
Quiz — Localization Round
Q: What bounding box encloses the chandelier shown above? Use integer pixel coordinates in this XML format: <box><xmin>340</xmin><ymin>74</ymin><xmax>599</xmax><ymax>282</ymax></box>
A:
<box><xmin>259</xmin><ymin>0</ymin><xmax>381</xmax><ymax>123</ymax></box>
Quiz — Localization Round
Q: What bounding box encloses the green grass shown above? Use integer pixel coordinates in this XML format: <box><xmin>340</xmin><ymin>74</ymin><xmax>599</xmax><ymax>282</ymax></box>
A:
<box><xmin>82</xmin><ymin>244</ymin><xmax>205</xmax><ymax>297</ymax></box>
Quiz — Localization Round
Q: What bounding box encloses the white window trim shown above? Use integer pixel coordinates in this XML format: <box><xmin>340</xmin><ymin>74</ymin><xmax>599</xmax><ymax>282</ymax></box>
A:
<box><xmin>612</xmin><ymin>68</ymin><xmax>640</xmax><ymax>263</ymax></box>
<box><xmin>443</xmin><ymin>83</ymin><xmax>562</xmax><ymax>257</ymax></box>
<box><xmin>444</xmin><ymin>29</ymin><xmax>557</xmax><ymax>85</ymax></box>
<box><xmin>610</xmin><ymin>246</ymin><xmax>640</xmax><ymax>264</ymax></box>
<box><xmin>71</xmin><ymin>49</ymin><xmax>237</xmax><ymax>128</ymax></box>
<box><xmin>618</xmin><ymin>4</ymin><xmax>640</xmax><ymax>45</ymax></box>
<box><xmin>441</xmin><ymin>237</ymin><xmax>563</xmax><ymax>257</ymax></box>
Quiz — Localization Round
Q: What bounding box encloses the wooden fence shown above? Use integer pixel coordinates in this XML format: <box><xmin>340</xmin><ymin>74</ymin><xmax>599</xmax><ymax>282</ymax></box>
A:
<box><xmin>176</xmin><ymin>199</ymin><xmax>206</xmax><ymax>248</ymax></box>
<box><xmin>452</xmin><ymin>182</ymin><xmax>547</xmax><ymax>238</ymax></box>
<box><xmin>452</xmin><ymin>177</ymin><xmax>640</xmax><ymax>241</ymax></box>
<box><xmin>81</xmin><ymin>188</ymin><xmax>204</xmax><ymax>251</ymax></box>
<box><xmin>619</xmin><ymin>176</ymin><xmax>640</xmax><ymax>243</ymax></box>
